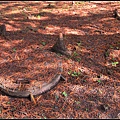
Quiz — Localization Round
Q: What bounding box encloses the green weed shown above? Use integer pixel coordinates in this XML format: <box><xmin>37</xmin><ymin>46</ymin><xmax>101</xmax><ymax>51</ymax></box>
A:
<box><xmin>62</xmin><ymin>91</ymin><xmax>68</xmax><ymax>97</ymax></box>
<box><xmin>110</xmin><ymin>45</ymin><xmax>114</xmax><ymax>49</ymax></box>
<box><xmin>116</xmin><ymin>46</ymin><xmax>119</xmax><ymax>50</ymax></box>
<box><xmin>42</xmin><ymin>114</ymin><xmax>47</xmax><ymax>119</ymax></box>
<box><xmin>73</xmin><ymin>51</ymin><xmax>78</xmax><ymax>56</ymax></box>
<box><xmin>97</xmin><ymin>79</ymin><xmax>101</xmax><ymax>83</ymax></box>
<box><xmin>75</xmin><ymin>1</ymin><xmax>85</xmax><ymax>5</ymax></box>
<box><xmin>86</xmin><ymin>108</ymin><xmax>89</xmax><ymax>111</ymax></box>
<box><xmin>13</xmin><ymin>48</ymin><xmax>16</xmax><ymax>52</ymax></box>
<box><xmin>41</xmin><ymin>42</ymin><xmax>46</xmax><ymax>46</ymax></box>
<box><xmin>75</xmin><ymin>100</ymin><xmax>81</xmax><ymax>105</ymax></box>
<box><xmin>6</xmin><ymin>101</ymin><xmax>11</xmax><ymax>104</ymax></box>
<box><xmin>57</xmin><ymin>53</ymin><xmax>62</xmax><ymax>56</ymax></box>
<box><xmin>68</xmin><ymin>70</ymin><xmax>81</xmax><ymax>77</ymax></box>
<box><xmin>77</xmin><ymin>42</ymin><xmax>81</xmax><ymax>47</ymax></box>
<box><xmin>111</xmin><ymin>61</ymin><xmax>119</xmax><ymax>67</ymax></box>
<box><xmin>76</xmin><ymin>58</ymin><xmax>81</xmax><ymax>62</ymax></box>
<box><xmin>55</xmin><ymin>94</ymin><xmax>59</xmax><ymax>101</ymax></box>
<box><xmin>37</xmin><ymin>15</ymin><xmax>41</xmax><ymax>19</ymax></box>
<box><xmin>104</xmin><ymin>51</ymin><xmax>109</xmax><ymax>57</ymax></box>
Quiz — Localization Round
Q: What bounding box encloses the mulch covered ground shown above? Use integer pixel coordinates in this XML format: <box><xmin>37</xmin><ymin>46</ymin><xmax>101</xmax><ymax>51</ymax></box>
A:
<box><xmin>0</xmin><ymin>1</ymin><xmax>120</xmax><ymax>119</ymax></box>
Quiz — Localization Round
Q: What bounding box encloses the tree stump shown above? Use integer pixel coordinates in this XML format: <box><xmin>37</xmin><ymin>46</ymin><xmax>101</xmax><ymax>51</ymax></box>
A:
<box><xmin>0</xmin><ymin>24</ymin><xmax>6</xmax><ymax>36</ymax></box>
<box><xmin>113</xmin><ymin>9</ymin><xmax>120</xmax><ymax>20</ymax></box>
<box><xmin>51</xmin><ymin>33</ymin><xmax>72</xmax><ymax>57</ymax></box>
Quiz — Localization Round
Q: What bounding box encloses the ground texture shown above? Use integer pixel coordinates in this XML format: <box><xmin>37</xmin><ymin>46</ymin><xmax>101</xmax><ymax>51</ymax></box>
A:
<box><xmin>0</xmin><ymin>1</ymin><xmax>120</xmax><ymax>119</ymax></box>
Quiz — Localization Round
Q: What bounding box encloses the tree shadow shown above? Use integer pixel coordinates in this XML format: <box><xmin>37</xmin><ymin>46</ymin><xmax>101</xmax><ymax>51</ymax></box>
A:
<box><xmin>0</xmin><ymin>1</ymin><xmax>119</xmax><ymax>80</ymax></box>
<box><xmin>0</xmin><ymin>2</ymin><xmax>119</xmax><ymax>118</ymax></box>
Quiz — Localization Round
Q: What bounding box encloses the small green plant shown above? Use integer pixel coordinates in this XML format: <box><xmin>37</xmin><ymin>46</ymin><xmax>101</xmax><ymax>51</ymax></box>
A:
<box><xmin>23</xmin><ymin>7</ymin><xmax>32</xmax><ymax>11</ymax></box>
<box><xmin>68</xmin><ymin>70</ymin><xmax>81</xmax><ymax>77</ymax></box>
<box><xmin>116</xmin><ymin>46</ymin><xmax>119</xmax><ymax>50</ymax></box>
<box><xmin>7</xmin><ymin>101</ymin><xmax>11</xmax><ymax>104</ymax></box>
<box><xmin>97</xmin><ymin>79</ymin><xmax>101</xmax><ymax>83</ymax></box>
<box><xmin>68</xmin><ymin>70</ymin><xmax>72</xmax><ymax>75</ymax></box>
<box><xmin>41</xmin><ymin>41</ymin><xmax>46</xmax><ymax>46</ymax></box>
<box><xmin>62</xmin><ymin>91</ymin><xmax>68</xmax><ymax>97</ymax></box>
<box><xmin>86</xmin><ymin>108</ymin><xmax>89</xmax><ymax>111</ymax></box>
<box><xmin>75</xmin><ymin>1</ymin><xmax>85</xmax><ymax>5</ymax></box>
<box><xmin>37</xmin><ymin>15</ymin><xmax>41</xmax><ymax>19</ymax></box>
<box><xmin>73</xmin><ymin>51</ymin><xmax>78</xmax><ymax>56</ymax></box>
<box><xmin>42</xmin><ymin>114</ymin><xmax>47</xmax><ymax>119</ymax></box>
<box><xmin>75</xmin><ymin>100</ymin><xmax>81</xmax><ymax>105</ymax></box>
<box><xmin>111</xmin><ymin>61</ymin><xmax>119</xmax><ymax>67</ymax></box>
<box><xmin>71</xmin><ymin>71</ymin><xmax>81</xmax><ymax>77</ymax></box>
<box><xmin>110</xmin><ymin>45</ymin><xmax>114</xmax><ymax>49</ymax></box>
<box><xmin>57</xmin><ymin>53</ymin><xmax>62</xmax><ymax>56</ymax></box>
<box><xmin>83</xmin><ymin>79</ymin><xmax>86</xmax><ymax>82</ymax></box>
<box><xmin>13</xmin><ymin>48</ymin><xmax>16</xmax><ymax>52</ymax></box>
<box><xmin>104</xmin><ymin>51</ymin><xmax>109</xmax><ymax>57</ymax></box>
<box><xmin>55</xmin><ymin>94</ymin><xmax>59</xmax><ymax>101</ymax></box>
<box><xmin>76</xmin><ymin>58</ymin><xmax>81</xmax><ymax>62</ymax></box>
<box><xmin>77</xmin><ymin>42</ymin><xmax>81</xmax><ymax>47</ymax></box>
<box><xmin>11</xmin><ymin>106</ymin><xmax>16</xmax><ymax>112</ymax></box>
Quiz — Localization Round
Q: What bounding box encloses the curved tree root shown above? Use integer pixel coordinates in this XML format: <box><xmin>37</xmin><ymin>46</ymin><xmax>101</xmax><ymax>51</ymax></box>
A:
<box><xmin>0</xmin><ymin>74</ymin><xmax>65</xmax><ymax>98</ymax></box>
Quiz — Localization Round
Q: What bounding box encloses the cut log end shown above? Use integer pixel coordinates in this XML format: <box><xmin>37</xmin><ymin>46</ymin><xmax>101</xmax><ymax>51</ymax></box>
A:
<box><xmin>59</xmin><ymin>33</ymin><xmax>63</xmax><ymax>40</ymax></box>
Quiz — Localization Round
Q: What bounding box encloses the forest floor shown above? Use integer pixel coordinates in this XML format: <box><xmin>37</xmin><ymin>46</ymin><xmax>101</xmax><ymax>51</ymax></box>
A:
<box><xmin>0</xmin><ymin>1</ymin><xmax>120</xmax><ymax>119</ymax></box>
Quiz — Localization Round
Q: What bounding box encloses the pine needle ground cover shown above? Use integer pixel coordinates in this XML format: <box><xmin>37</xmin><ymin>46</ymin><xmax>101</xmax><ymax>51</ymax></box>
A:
<box><xmin>0</xmin><ymin>1</ymin><xmax>119</xmax><ymax>119</ymax></box>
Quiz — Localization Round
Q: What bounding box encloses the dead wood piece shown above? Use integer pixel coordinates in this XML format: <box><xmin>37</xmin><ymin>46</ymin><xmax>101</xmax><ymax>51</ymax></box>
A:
<box><xmin>30</xmin><ymin>93</ymin><xmax>36</xmax><ymax>105</ymax></box>
<box><xmin>51</xmin><ymin>33</ymin><xmax>72</xmax><ymax>57</ymax></box>
<box><xmin>113</xmin><ymin>9</ymin><xmax>120</xmax><ymax>20</ymax></box>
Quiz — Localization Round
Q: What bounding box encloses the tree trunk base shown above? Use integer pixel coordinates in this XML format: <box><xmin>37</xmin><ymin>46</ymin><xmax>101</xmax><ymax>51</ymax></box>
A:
<box><xmin>113</xmin><ymin>9</ymin><xmax>120</xmax><ymax>20</ymax></box>
<box><xmin>0</xmin><ymin>24</ymin><xmax>6</xmax><ymax>36</ymax></box>
<box><xmin>51</xmin><ymin>33</ymin><xmax>72</xmax><ymax>57</ymax></box>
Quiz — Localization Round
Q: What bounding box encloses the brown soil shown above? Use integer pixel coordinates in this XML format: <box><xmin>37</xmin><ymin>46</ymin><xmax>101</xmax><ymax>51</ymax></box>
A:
<box><xmin>0</xmin><ymin>1</ymin><xmax>120</xmax><ymax>119</ymax></box>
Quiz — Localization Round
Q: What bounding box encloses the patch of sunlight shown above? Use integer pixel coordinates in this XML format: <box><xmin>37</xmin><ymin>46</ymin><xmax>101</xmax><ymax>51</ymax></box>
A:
<box><xmin>12</xmin><ymin>40</ymin><xmax>24</xmax><ymax>44</ymax></box>
<box><xmin>32</xmin><ymin>62</ymin><xmax>62</xmax><ymax>70</ymax></box>
<box><xmin>5</xmin><ymin>10</ymin><xmax>21</xmax><ymax>15</ymax></box>
<box><xmin>28</xmin><ymin>15</ymin><xmax>49</xmax><ymax>20</ymax></box>
<box><xmin>0</xmin><ymin>58</ymin><xmax>8</xmax><ymax>64</ymax></box>
<box><xmin>100</xmin><ymin>17</ymin><xmax>115</xmax><ymax>22</ymax></box>
<box><xmin>99</xmin><ymin>7</ymin><xmax>108</xmax><ymax>11</ymax></box>
<box><xmin>78</xmin><ymin>47</ymin><xmax>91</xmax><ymax>53</ymax></box>
<box><xmin>82</xmin><ymin>4</ymin><xmax>97</xmax><ymax>9</ymax></box>
<box><xmin>69</xmin><ymin>85</ymin><xmax>86</xmax><ymax>94</ymax></box>
<box><xmin>2</xmin><ymin>40</ymin><xmax>23</xmax><ymax>48</ymax></box>
<box><xmin>64</xmin><ymin>27</ymin><xmax>85</xmax><ymax>35</ymax></box>
<box><xmin>78</xmin><ymin>66</ymin><xmax>91</xmax><ymax>74</ymax></box>
<box><xmin>46</xmin><ymin>25</ymin><xmax>61</xmax><ymax>32</ymax></box>
<box><xmin>2</xmin><ymin>42</ymin><xmax>12</xmax><ymax>48</ymax></box>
